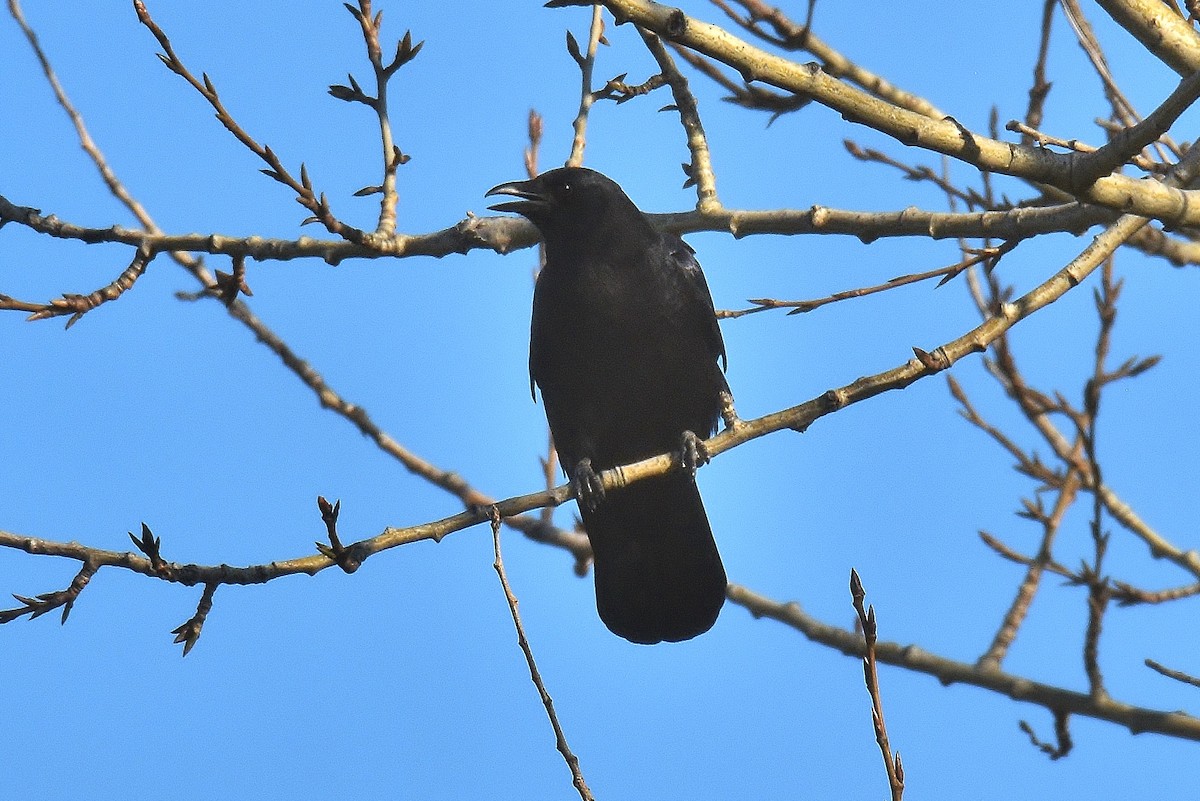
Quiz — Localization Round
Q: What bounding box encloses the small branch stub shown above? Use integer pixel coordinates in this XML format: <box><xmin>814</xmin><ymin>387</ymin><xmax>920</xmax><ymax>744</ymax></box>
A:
<box><xmin>129</xmin><ymin>522</ymin><xmax>172</xmax><ymax>578</ymax></box>
<box><xmin>314</xmin><ymin>496</ymin><xmax>361</xmax><ymax>573</ymax></box>
<box><xmin>172</xmin><ymin>582</ymin><xmax>217</xmax><ymax>656</ymax></box>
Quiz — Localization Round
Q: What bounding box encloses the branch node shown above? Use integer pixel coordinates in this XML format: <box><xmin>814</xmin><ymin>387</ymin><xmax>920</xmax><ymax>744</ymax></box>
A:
<box><xmin>314</xmin><ymin>496</ymin><xmax>361</xmax><ymax>573</ymax></box>
<box><xmin>171</xmin><ymin>583</ymin><xmax>217</xmax><ymax>656</ymax></box>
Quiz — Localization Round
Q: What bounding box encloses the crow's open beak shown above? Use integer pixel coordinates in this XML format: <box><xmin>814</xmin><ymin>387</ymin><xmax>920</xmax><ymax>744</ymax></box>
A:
<box><xmin>485</xmin><ymin>178</ymin><xmax>548</xmax><ymax>214</ymax></box>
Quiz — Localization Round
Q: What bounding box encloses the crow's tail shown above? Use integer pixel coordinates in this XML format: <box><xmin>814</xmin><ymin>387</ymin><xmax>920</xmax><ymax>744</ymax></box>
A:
<box><xmin>582</xmin><ymin>472</ymin><xmax>726</xmax><ymax>644</ymax></box>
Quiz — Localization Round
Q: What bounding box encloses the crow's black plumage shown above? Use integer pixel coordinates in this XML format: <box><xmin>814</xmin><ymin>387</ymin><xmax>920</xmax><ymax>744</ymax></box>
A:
<box><xmin>487</xmin><ymin>167</ymin><xmax>729</xmax><ymax>644</ymax></box>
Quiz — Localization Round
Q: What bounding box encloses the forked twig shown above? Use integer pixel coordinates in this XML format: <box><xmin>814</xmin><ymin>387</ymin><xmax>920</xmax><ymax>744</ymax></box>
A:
<box><xmin>331</xmin><ymin>0</ymin><xmax>422</xmax><ymax>236</ymax></box>
<box><xmin>566</xmin><ymin>5</ymin><xmax>607</xmax><ymax>167</ymax></box>
<box><xmin>134</xmin><ymin>0</ymin><xmax>367</xmax><ymax>242</ymax></box>
<box><xmin>1019</xmin><ymin>710</ymin><xmax>1073</xmax><ymax>760</ymax></box>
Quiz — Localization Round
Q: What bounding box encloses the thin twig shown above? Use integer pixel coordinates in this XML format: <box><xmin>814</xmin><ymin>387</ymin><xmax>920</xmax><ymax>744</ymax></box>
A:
<box><xmin>850</xmin><ymin>570</ymin><xmax>904</xmax><ymax>801</ymax></box>
<box><xmin>844</xmin><ymin>140</ymin><xmax>991</xmax><ymax>210</ymax></box>
<box><xmin>567</xmin><ymin>5</ymin><xmax>606</xmax><ymax>168</ymax></box>
<box><xmin>1019</xmin><ymin>711</ymin><xmax>1073</xmax><ymax>759</ymax></box>
<box><xmin>947</xmin><ymin>376</ymin><xmax>1060</xmax><ymax>485</ymax></box>
<box><xmin>727</xmin><ymin>582</ymin><xmax>1200</xmax><ymax>740</ymax></box>
<box><xmin>523</xmin><ymin>109</ymin><xmax>563</xmax><ymax>532</ymax></box>
<box><xmin>134</xmin><ymin>0</ymin><xmax>367</xmax><ymax>242</ymax></box>
<box><xmin>977</xmin><ymin>468</ymin><xmax>1083</xmax><ymax>671</ymax></box>
<box><xmin>709</xmin><ymin>0</ymin><xmax>946</xmax><ymax>118</ymax></box>
<box><xmin>1061</xmin><ymin>0</ymin><xmax>1141</xmax><ymax>128</ymax></box>
<box><xmin>638</xmin><ymin>28</ymin><xmax>720</xmax><ymax>210</ymax></box>
<box><xmin>977</xmin><ymin>531</ymin><xmax>1074</xmax><ymax>579</ymax></box>
<box><xmin>171</xmin><ymin>583</ymin><xmax>217</xmax><ymax>656</ymax></box>
<box><xmin>490</xmin><ymin>510</ymin><xmax>594</xmax><ymax>801</ymax></box>
<box><xmin>720</xmin><ymin>242</ymin><xmax>1016</xmax><ymax>319</ymax></box>
<box><xmin>1007</xmin><ymin>120</ymin><xmax>1164</xmax><ymax>174</ymax></box>
<box><xmin>1145</xmin><ymin>658</ymin><xmax>1200</xmax><ymax>689</ymax></box>
<box><xmin>1076</xmin><ymin>258</ymin><xmax>1119</xmax><ymax>702</ymax></box>
<box><xmin>0</xmin><ymin>560</ymin><xmax>97</xmax><ymax>624</ymax></box>
<box><xmin>2</xmin><ymin>245</ymin><xmax>156</xmax><ymax>327</ymax></box>
<box><xmin>1023</xmin><ymin>0</ymin><xmax>1057</xmax><ymax>135</ymax></box>
<box><xmin>336</xmin><ymin>1</ymin><xmax>422</xmax><ymax>236</ymax></box>
<box><xmin>1112</xmin><ymin>580</ymin><xmax>1200</xmax><ymax>606</ymax></box>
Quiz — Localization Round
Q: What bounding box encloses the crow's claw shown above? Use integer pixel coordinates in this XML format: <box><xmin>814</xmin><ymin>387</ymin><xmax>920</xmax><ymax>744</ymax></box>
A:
<box><xmin>679</xmin><ymin>430</ymin><xmax>709</xmax><ymax>477</ymax></box>
<box><xmin>573</xmin><ymin>458</ymin><xmax>606</xmax><ymax>512</ymax></box>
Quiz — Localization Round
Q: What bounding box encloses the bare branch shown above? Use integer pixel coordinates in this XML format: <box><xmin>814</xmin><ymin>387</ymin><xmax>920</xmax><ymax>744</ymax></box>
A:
<box><xmin>977</xmin><ymin>469</ymin><xmax>1083</xmax><ymax>671</ymax></box>
<box><xmin>567</xmin><ymin>6</ymin><xmax>607</xmax><ymax>167</ymax></box>
<box><xmin>17</xmin><ymin>191</ymin><xmax>1195</xmax><ymax>265</ymax></box>
<box><xmin>1145</xmin><ymin>658</ymin><xmax>1200</xmax><ymax>689</ymax></box>
<box><xmin>171</xmin><ymin>583</ymin><xmax>217</xmax><ymax>656</ymax></box>
<box><xmin>133</xmin><ymin>0</ymin><xmax>367</xmax><ymax>242</ymax></box>
<box><xmin>721</xmin><ymin>242</ymin><xmax>1017</xmax><ymax>319</ymax></box>
<box><xmin>2</xmin><ymin>245</ymin><xmax>155</xmax><ymax>327</ymax></box>
<box><xmin>0</xmin><ymin>561</ymin><xmax>97</xmax><ymax>625</ymax></box>
<box><xmin>1094</xmin><ymin>0</ymin><xmax>1200</xmax><ymax>77</ymax></box>
<box><xmin>491</xmin><ymin>511</ymin><xmax>594</xmax><ymax>801</ymax></box>
<box><xmin>599</xmin><ymin>0</ymin><xmax>1200</xmax><ymax>226</ymax></box>
<box><xmin>728</xmin><ymin>583</ymin><xmax>1200</xmax><ymax>740</ymax></box>
<box><xmin>338</xmin><ymin>0</ymin><xmax>422</xmax><ymax>235</ymax></box>
<box><xmin>1022</xmin><ymin>0</ymin><xmax>1057</xmax><ymax>136</ymax></box>
<box><xmin>710</xmin><ymin>0</ymin><xmax>946</xmax><ymax>118</ymax></box>
<box><xmin>850</xmin><ymin>570</ymin><xmax>904</xmax><ymax>801</ymax></box>
<box><xmin>1019</xmin><ymin>711</ymin><xmax>1073</xmax><ymax>760</ymax></box>
<box><xmin>638</xmin><ymin>28</ymin><xmax>720</xmax><ymax>209</ymax></box>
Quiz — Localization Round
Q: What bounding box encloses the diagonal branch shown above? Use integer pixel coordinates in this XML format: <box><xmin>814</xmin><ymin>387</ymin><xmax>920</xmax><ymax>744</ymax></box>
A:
<box><xmin>727</xmin><ymin>583</ymin><xmax>1200</xmax><ymax>741</ymax></box>
<box><xmin>710</xmin><ymin>0</ymin><xmax>946</xmax><ymax>119</ymax></box>
<box><xmin>594</xmin><ymin>0</ymin><xmax>1200</xmax><ymax>226</ymax></box>
<box><xmin>133</xmin><ymin>0</ymin><xmax>367</xmax><ymax>243</ymax></box>
<box><xmin>1093</xmin><ymin>0</ymin><xmax>1200</xmax><ymax>77</ymax></box>
<box><xmin>637</xmin><ymin>28</ymin><xmax>720</xmax><ymax>210</ymax></box>
<box><xmin>5</xmin><ymin>139</ymin><xmax>1186</xmax><ymax>611</ymax></box>
<box><xmin>491</xmin><ymin>511</ymin><xmax>594</xmax><ymax>801</ymax></box>
<box><xmin>977</xmin><ymin>468</ymin><xmax>1083</xmax><ymax>670</ymax></box>
<box><xmin>2</xmin><ymin>245</ymin><xmax>156</xmax><ymax>327</ymax></box>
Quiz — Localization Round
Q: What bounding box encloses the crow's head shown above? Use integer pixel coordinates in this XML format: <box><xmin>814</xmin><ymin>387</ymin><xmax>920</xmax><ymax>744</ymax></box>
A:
<box><xmin>486</xmin><ymin>166</ymin><xmax>646</xmax><ymax>251</ymax></box>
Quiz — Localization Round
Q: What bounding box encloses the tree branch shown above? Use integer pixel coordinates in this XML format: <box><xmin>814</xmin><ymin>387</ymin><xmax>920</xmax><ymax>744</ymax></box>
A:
<box><xmin>594</xmin><ymin>0</ymin><xmax>1200</xmax><ymax>225</ymax></box>
<box><xmin>727</xmin><ymin>583</ymin><xmax>1200</xmax><ymax>741</ymax></box>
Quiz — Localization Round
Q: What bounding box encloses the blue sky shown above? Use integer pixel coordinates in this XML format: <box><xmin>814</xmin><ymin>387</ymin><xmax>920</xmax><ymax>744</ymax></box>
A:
<box><xmin>3</xmin><ymin>2</ymin><xmax>1198</xmax><ymax>798</ymax></box>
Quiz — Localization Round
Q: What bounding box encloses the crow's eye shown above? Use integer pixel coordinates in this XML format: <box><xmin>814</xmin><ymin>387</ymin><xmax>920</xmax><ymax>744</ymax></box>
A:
<box><xmin>561</xmin><ymin>182</ymin><xmax>572</xmax><ymax>192</ymax></box>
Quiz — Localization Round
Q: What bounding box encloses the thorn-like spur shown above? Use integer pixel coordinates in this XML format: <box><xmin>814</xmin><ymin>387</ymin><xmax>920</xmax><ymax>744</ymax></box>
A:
<box><xmin>573</xmin><ymin>458</ymin><xmax>606</xmax><ymax>512</ymax></box>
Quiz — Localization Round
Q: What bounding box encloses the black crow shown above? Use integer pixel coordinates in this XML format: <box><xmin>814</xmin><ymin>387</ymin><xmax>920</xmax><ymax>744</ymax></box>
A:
<box><xmin>487</xmin><ymin>166</ymin><xmax>729</xmax><ymax>644</ymax></box>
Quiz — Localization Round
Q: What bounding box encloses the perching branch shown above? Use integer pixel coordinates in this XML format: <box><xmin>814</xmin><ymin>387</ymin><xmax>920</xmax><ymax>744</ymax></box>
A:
<box><xmin>4</xmin><ymin>132</ymin><xmax>1191</xmax><ymax>643</ymax></box>
<box><xmin>8</xmin><ymin>0</ymin><xmax>1200</xmax><ymax>775</ymax></box>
